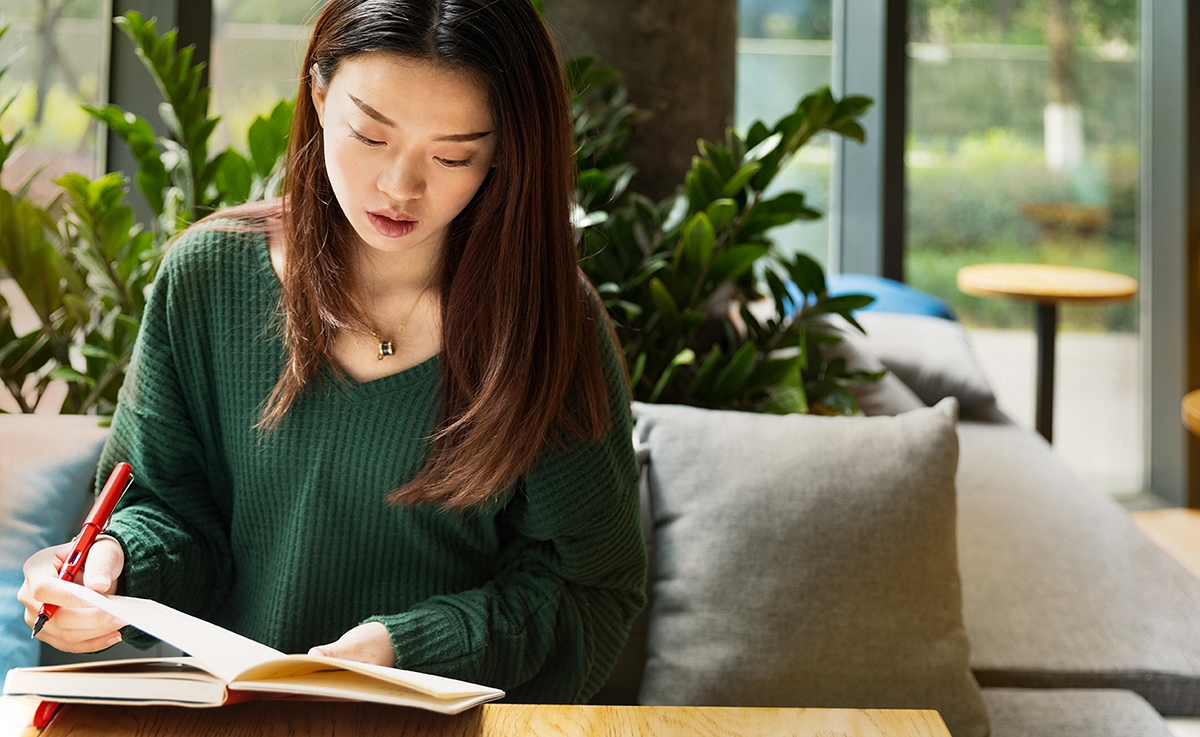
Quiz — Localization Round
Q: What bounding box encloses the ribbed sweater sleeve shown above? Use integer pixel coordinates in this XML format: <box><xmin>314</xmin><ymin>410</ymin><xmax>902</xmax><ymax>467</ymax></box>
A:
<box><xmin>364</xmin><ymin>322</ymin><xmax>646</xmax><ymax>702</ymax></box>
<box><xmin>101</xmin><ymin>230</ymin><xmax>235</xmax><ymax>621</ymax></box>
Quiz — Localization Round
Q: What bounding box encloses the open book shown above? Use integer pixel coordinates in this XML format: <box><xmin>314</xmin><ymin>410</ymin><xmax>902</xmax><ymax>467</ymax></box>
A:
<box><xmin>3</xmin><ymin>586</ymin><xmax>503</xmax><ymax>714</ymax></box>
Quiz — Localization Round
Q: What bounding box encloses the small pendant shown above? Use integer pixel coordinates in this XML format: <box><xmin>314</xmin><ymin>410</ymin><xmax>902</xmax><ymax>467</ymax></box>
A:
<box><xmin>377</xmin><ymin>340</ymin><xmax>394</xmax><ymax>360</ymax></box>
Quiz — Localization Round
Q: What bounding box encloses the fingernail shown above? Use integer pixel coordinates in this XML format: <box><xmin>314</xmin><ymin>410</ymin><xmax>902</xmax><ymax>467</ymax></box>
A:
<box><xmin>106</xmin><ymin>633</ymin><xmax>122</xmax><ymax>647</ymax></box>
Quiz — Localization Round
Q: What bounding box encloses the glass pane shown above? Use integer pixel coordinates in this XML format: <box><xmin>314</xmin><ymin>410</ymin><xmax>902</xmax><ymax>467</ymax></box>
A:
<box><xmin>906</xmin><ymin>1</ymin><xmax>1141</xmax><ymax>498</ymax></box>
<box><xmin>209</xmin><ymin>0</ymin><xmax>328</xmax><ymax>151</ymax></box>
<box><xmin>0</xmin><ymin>2</ymin><xmax>109</xmax><ymax>414</ymax></box>
<box><xmin>0</xmin><ymin>0</ymin><xmax>108</xmax><ymax>204</ymax></box>
<box><xmin>737</xmin><ymin>0</ymin><xmax>833</xmax><ymax>267</ymax></box>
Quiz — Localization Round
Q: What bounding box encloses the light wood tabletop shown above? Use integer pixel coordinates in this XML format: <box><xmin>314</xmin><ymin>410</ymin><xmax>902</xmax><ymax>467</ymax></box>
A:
<box><xmin>0</xmin><ymin>696</ymin><xmax>951</xmax><ymax>736</ymax></box>
<box><xmin>1184</xmin><ymin>390</ymin><xmax>1200</xmax><ymax>436</ymax></box>
<box><xmin>956</xmin><ymin>263</ymin><xmax>1137</xmax><ymax>303</ymax></box>
<box><xmin>1132</xmin><ymin>508</ymin><xmax>1200</xmax><ymax>582</ymax></box>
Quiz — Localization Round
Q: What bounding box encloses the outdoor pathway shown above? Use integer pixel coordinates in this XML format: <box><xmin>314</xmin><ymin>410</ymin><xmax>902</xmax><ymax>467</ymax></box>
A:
<box><xmin>966</xmin><ymin>328</ymin><xmax>1142</xmax><ymax>499</ymax></box>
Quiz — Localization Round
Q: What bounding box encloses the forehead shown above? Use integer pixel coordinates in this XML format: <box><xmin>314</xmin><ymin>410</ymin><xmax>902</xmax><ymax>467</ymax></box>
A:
<box><xmin>326</xmin><ymin>52</ymin><xmax>492</xmax><ymax>131</ymax></box>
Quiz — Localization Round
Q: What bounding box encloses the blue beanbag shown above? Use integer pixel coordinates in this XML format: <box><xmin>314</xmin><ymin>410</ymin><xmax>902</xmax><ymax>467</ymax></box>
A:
<box><xmin>827</xmin><ymin>274</ymin><xmax>956</xmax><ymax>320</ymax></box>
<box><xmin>786</xmin><ymin>274</ymin><xmax>956</xmax><ymax>321</ymax></box>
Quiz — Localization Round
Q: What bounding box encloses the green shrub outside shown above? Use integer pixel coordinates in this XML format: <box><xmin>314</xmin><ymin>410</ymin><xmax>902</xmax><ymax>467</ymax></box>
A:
<box><xmin>906</xmin><ymin>132</ymin><xmax>1138</xmax><ymax>332</ymax></box>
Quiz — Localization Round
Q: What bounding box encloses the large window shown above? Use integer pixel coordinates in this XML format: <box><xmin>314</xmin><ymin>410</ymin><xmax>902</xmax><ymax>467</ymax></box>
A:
<box><xmin>0</xmin><ymin>1</ymin><xmax>109</xmax><ymax>414</ymax></box>
<box><xmin>905</xmin><ymin>1</ymin><xmax>1142</xmax><ymax>497</ymax></box>
<box><xmin>208</xmin><ymin>0</ymin><xmax>326</xmax><ymax>149</ymax></box>
<box><xmin>736</xmin><ymin>0</ymin><xmax>833</xmax><ymax>266</ymax></box>
<box><xmin>0</xmin><ymin>0</ymin><xmax>109</xmax><ymax>204</ymax></box>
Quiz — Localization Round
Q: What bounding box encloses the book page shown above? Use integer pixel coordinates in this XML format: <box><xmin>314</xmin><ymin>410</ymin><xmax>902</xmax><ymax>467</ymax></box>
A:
<box><xmin>65</xmin><ymin>588</ymin><xmax>503</xmax><ymax>708</ymax></box>
<box><xmin>71</xmin><ymin>586</ymin><xmax>284</xmax><ymax>683</ymax></box>
<box><xmin>235</xmin><ymin>655</ymin><xmax>504</xmax><ymax>699</ymax></box>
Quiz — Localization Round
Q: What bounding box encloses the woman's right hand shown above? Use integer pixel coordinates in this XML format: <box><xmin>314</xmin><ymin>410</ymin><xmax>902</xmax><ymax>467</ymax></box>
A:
<box><xmin>17</xmin><ymin>535</ymin><xmax>128</xmax><ymax>653</ymax></box>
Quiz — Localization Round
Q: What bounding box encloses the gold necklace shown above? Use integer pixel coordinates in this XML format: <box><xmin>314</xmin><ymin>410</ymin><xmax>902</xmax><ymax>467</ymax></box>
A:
<box><xmin>371</xmin><ymin>266</ymin><xmax>437</xmax><ymax>360</ymax></box>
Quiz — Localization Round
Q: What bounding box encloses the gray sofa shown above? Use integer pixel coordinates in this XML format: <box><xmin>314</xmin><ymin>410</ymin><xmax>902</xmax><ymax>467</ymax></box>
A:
<box><xmin>591</xmin><ymin>312</ymin><xmax>1200</xmax><ymax>737</ymax></box>
<box><xmin>3</xmin><ymin>312</ymin><xmax>1200</xmax><ymax>736</ymax></box>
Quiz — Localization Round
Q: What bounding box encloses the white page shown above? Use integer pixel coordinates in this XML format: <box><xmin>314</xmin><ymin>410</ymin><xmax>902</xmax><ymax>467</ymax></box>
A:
<box><xmin>72</xmin><ymin>586</ymin><xmax>283</xmax><ymax>683</ymax></box>
<box><xmin>67</xmin><ymin>588</ymin><xmax>504</xmax><ymax>705</ymax></box>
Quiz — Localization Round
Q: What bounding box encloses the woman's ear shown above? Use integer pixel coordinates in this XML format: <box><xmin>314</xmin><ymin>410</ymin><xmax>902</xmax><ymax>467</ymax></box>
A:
<box><xmin>310</xmin><ymin>64</ymin><xmax>327</xmax><ymax>127</ymax></box>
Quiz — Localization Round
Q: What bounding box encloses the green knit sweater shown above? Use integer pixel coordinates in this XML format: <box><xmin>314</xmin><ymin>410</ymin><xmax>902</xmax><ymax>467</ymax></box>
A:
<box><xmin>100</xmin><ymin>222</ymin><xmax>646</xmax><ymax>703</ymax></box>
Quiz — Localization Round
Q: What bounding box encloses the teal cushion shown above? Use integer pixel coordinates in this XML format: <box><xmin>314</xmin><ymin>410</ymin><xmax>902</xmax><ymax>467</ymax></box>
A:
<box><xmin>0</xmin><ymin>415</ymin><xmax>110</xmax><ymax>677</ymax></box>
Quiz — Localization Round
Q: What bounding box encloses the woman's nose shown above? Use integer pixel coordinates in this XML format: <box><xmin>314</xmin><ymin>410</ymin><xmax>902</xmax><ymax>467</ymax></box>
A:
<box><xmin>379</xmin><ymin>155</ymin><xmax>425</xmax><ymax>200</ymax></box>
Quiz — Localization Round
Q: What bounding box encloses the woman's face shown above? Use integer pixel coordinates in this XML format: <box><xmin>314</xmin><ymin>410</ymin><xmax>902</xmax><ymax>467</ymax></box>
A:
<box><xmin>312</xmin><ymin>52</ymin><xmax>498</xmax><ymax>258</ymax></box>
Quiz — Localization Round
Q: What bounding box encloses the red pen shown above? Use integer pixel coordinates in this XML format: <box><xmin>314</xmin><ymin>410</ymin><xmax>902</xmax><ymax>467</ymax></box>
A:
<box><xmin>31</xmin><ymin>461</ymin><xmax>134</xmax><ymax>638</ymax></box>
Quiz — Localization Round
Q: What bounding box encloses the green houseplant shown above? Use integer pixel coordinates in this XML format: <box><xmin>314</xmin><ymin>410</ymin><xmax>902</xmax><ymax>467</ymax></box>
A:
<box><xmin>568</xmin><ymin>56</ymin><xmax>879</xmax><ymax>414</ymax></box>
<box><xmin>0</xmin><ymin>13</ymin><xmax>878</xmax><ymax>418</ymax></box>
<box><xmin>0</xmin><ymin>14</ymin><xmax>291</xmax><ymax>414</ymax></box>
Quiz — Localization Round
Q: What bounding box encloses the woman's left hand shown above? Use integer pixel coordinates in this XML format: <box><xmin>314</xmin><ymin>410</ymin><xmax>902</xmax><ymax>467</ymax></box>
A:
<box><xmin>307</xmin><ymin>621</ymin><xmax>395</xmax><ymax>666</ymax></box>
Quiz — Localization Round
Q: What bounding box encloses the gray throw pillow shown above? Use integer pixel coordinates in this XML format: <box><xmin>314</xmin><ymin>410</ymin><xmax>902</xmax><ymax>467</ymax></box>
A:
<box><xmin>632</xmin><ymin>399</ymin><xmax>990</xmax><ymax>737</ymax></box>
<box><xmin>856</xmin><ymin>312</ymin><xmax>996</xmax><ymax>414</ymax></box>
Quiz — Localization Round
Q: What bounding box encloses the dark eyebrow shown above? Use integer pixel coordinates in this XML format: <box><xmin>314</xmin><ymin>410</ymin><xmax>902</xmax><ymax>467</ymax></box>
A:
<box><xmin>348</xmin><ymin>93</ymin><xmax>493</xmax><ymax>142</ymax></box>
<box><xmin>433</xmin><ymin>131</ymin><xmax>494</xmax><ymax>143</ymax></box>
<box><xmin>349</xmin><ymin>94</ymin><xmax>395</xmax><ymax>127</ymax></box>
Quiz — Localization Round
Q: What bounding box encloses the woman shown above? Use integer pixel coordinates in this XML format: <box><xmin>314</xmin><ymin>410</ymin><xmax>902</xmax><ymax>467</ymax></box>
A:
<box><xmin>19</xmin><ymin>0</ymin><xmax>646</xmax><ymax>703</ymax></box>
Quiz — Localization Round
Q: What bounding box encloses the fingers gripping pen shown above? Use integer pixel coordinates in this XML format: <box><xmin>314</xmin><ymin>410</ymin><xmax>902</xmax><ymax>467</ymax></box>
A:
<box><xmin>31</xmin><ymin>462</ymin><xmax>134</xmax><ymax>638</ymax></box>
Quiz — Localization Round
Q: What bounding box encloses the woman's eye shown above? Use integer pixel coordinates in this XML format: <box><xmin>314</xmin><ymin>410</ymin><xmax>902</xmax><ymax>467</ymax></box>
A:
<box><xmin>436</xmin><ymin>157</ymin><xmax>473</xmax><ymax>168</ymax></box>
<box><xmin>349</xmin><ymin>128</ymin><xmax>383</xmax><ymax>147</ymax></box>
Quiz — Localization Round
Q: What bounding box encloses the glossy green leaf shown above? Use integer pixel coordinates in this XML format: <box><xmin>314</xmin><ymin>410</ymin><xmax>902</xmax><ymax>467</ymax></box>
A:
<box><xmin>834</xmin><ymin>95</ymin><xmax>874</xmax><ymax>119</ymax></box>
<box><xmin>685</xmin><ymin>170</ymin><xmax>708</xmax><ymax>214</ymax></box>
<box><xmin>816</xmin><ymin>294</ymin><xmax>875</xmax><ymax>315</ymax></box>
<box><xmin>688</xmin><ymin>345</ymin><xmax>723</xmax><ymax>396</ymax></box>
<box><xmin>698</xmin><ymin>139</ymin><xmax>735</xmax><ymax>180</ymax></box>
<box><xmin>760</xmin><ymin>192</ymin><xmax>820</xmax><ymax>219</ymax></box>
<box><xmin>705</xmin><ymin>198</ymin><xmax>737</xmax><ymax>233</ymax></box>
<box><xmin>743</xmin><ymin>132</ymin><xmax>782</xmax><ymax>163</ymax></box>
<box><xmin>710</xmin><ymin>341</ymin><xmax>757</xmax><ymax>398</ymax></box>
<box><xmin>708</xmin><ymin>245</ymin><xmax>768</xmax><ymax>284</ymax></box>
<box><xmin>786</xmin><ymin>252</ymin><xmax>827</xmax><ymax>297</ymax></box>
<box><xmin>661</xmin><ymin>194</ymin><xmax>690</xmax><ymax>232</ymax></box>
<box><xmin>682</xmin><ymin>212</ymin><xmax>716</xmax><ymax>270</ymax></box>
<box><xmin>628</xmin><ymin>351</ymin><xmax>647</xmax><ymax>389</ymax></box>
<box><xmin>48</xmin><ymin>366</ymin><xmax>96</xmax><ymax>386</ymax></box>
<box><xmin>744</xmin><ymin>120</ymin><xmax>771</xmax><ymax>150</ymax></box>
<box><xmin>747</xmin><ymin>355</ymin><xmax>801</xmax><ymax>389</ymax></box>
<box><xmin>649</xmin><ymin>348</ymin><xmax>695</xmax><ymax>403</ymax></box>
<box><xmin>693</xmin><ymin>158</ymin><xmax>724</xmax><ymax>203</ymax></box>
<box><xmin>649</xmin><ymin>278</ymin><xmax>679</xmax><ymax>330</ymax></box>
<box><xmin>720</xmin><ymin>162</ymin><xmax>762</xmax><ymax>197</ymax></box>
<box><xmin>768</xmin><ymin>352</ymin><xmax>808</xmax><ymax>414</ymax></box>
<box><xmin>828</xmin><ymin>120</ymin><xmax>867</xmax><ymax>144</ymax></box>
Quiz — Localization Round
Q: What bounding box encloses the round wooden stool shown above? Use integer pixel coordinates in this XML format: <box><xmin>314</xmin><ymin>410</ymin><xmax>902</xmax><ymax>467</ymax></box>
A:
<box><xmin>957</xmin><ymin>263</ymin><xmax>1137</xmax><ymax>443</ymax></box>
<box><xmin>1184</xmin><ymin>390</ymin><xmax>1200</xmax><ymax>436</ymax></box>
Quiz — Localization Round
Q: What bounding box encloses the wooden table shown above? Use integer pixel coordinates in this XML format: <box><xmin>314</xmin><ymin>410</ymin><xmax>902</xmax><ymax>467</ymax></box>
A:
<box><xmin>1184</xmin><ymin>390</ymin><xmax>1200</xmax><ymax>436</ymax></box>
<box><xmin>1132</xmin><ymin>508</ymin><xmax>1200</xmax><ymax>582</ymax></box>
<box><xmin>957</xmin><ymin>263</ymin><xmax>1137</xmax><ymax>442</ymax></box>
<box><xmin>1</xmin><ymin>696</ymin><xmax>950</xmax><ymax>736</ymax></box>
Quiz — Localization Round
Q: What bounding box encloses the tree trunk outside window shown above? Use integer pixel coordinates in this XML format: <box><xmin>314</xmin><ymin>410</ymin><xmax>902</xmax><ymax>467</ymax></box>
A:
<box><xmin>544</xmin><ymin>0</ymin><xmax>737</xmax><ymax>202</ymax></box>
<box><xmin>1044</xmin><ymin>0</ymin><xmax>1084</xmax><ymax>171</ymax></box>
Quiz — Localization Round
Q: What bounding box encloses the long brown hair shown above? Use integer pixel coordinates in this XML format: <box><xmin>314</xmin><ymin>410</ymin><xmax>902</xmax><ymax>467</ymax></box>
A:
<box><xmin>257</xmin><ymin>0</ymin><xmax>615</xmax><ymax>510</ymax></box>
